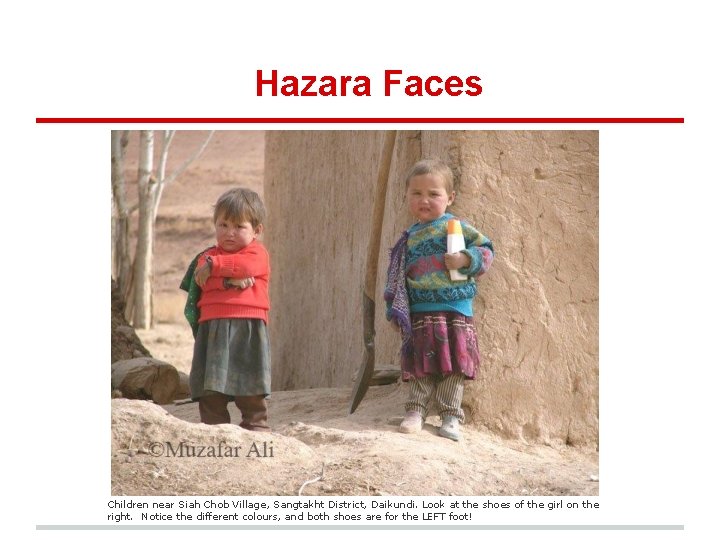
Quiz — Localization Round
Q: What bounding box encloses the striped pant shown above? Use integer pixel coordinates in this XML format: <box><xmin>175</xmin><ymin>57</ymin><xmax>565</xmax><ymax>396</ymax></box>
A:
<box><xmin>405</xmin><ymin>373</ymin><xmax>466</xmax><ymax>423</ymax></box>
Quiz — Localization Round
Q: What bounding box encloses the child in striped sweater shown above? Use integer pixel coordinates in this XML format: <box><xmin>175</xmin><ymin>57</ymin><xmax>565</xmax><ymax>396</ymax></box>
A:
<box><xmin>385</xmin><ymin>160</ymin><xmax>494</xmax><ymax>441</ymax></box>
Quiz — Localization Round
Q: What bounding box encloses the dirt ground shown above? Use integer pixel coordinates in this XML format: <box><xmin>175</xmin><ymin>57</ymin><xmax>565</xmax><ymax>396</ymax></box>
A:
<box><xmin>113</xmin><ymin>130</ymin><xmax>598</xmax><ymax>497</ymax></box>
<box><xmin>112</xmin><ymin>389</ymin><xmax>598</xmax><ymax>496</ymax></box>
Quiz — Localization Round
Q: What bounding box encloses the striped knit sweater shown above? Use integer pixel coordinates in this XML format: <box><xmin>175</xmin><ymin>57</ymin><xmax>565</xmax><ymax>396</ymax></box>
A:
<box><xmin>402</xmin><ymin>213</ymin><xmax>493</xmax><ymax>316</ymax></box>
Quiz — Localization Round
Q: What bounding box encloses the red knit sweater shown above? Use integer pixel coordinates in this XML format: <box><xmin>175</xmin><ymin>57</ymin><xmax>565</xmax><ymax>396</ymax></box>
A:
<box><xmin>196</xmin><ymin>241</ymin><xmax>270</xmax><ymax>324</ymax></box>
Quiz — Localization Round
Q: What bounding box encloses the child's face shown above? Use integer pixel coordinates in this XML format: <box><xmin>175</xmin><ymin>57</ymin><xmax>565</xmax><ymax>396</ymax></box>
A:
<box><xmin>215</xmin><ymin>215</ymin><xmax>261</xmax><ymax>252</ymax></box>
<box><xmin>406</xmin><ymin>173</ymin><xmax>455</xmax><ymax>223</ymax></box>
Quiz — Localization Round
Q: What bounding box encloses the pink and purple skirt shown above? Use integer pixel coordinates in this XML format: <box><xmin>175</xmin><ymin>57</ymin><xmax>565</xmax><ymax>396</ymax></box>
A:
<box><xmin>401</xmin><ymin>311</ymin><xmax>482</xmax><ymax>381</ymax></box>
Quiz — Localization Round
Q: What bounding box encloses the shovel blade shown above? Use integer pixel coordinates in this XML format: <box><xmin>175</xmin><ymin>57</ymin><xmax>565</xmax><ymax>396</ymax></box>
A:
<box><xmin>348</xmin><ymin>294</ymin><xmax>377</xmax><ymax>414</ymax></box>
<box><xmin>348</xmin><ymin>349</ymin><xmax>375</xmax><ymax>414</ymax></box>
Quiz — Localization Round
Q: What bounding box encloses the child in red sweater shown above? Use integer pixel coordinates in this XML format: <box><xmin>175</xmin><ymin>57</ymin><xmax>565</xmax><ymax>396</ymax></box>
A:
<box><xmin>187</xmin><ymin>187</ymin><xmax>271</xmax><ymax>430</ymax></box>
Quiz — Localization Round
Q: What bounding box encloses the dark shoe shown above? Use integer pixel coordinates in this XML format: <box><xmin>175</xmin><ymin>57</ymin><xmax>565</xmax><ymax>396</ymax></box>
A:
<box><xmin>240</xmin><ymin>422</ymin><xmax>271</xmax><ymax>432</ymax></box>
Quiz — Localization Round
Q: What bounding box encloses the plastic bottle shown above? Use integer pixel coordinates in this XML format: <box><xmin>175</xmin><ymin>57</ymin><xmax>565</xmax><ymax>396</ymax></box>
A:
<box><xmin>447</xmin><ymin>219</ymin><xmax>468</xmax><ymax>281</ymax></box>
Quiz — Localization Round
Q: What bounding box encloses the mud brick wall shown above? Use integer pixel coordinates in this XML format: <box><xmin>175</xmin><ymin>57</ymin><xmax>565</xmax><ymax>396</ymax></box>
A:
<box><xmin>265</xmin><ymin>130</ymin><xmax>598</xmax><ymax>447</ymax></box>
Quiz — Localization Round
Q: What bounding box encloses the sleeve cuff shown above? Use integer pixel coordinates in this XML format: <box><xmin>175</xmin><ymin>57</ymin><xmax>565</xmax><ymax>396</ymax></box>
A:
<box><xmin>458</xmin><ymin>248</ymin><xmax>482</xmax><ymax>275</ymax></box>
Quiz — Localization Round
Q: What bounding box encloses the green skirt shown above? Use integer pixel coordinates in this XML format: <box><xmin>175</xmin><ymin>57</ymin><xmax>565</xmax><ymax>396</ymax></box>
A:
<box><xmin>189</xmin><ymin>318</ymin><xmax>271</xmax><ymax>399</ymax></box>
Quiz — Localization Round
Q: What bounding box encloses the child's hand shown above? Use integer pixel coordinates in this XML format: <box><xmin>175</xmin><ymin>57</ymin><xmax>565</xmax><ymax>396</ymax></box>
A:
<box><xmin>225</xmin><ymin>277</ymin><xmax>255</xmax><ymax>289</ymax></box>
<box><xmin>194</xmin><ymin>261</ymin><xmax>212</xmax><ymax>287</ymax></box>
<box><xmin>444</xmin><ymin>252</ymin><xmax>471</xmax><ymax>271</ymax></box>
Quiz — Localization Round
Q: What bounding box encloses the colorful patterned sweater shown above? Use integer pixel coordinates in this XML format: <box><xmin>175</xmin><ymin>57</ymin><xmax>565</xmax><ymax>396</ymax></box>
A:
<box><xmin>397</xmin><ymin>213</ymin><xmax>494</xmax><ymax>316</ymax></box>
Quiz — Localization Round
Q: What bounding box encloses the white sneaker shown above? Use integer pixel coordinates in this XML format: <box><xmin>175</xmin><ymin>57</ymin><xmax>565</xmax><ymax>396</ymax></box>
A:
<box><xmin>438</xmin><ymin>416</ymin><xmax>461</xmax><ymax>441</ymax></box>
<box><xmin>399</xmin><ymin>411</ymin><xmax>423</xmax><ymax>434</ymax></box>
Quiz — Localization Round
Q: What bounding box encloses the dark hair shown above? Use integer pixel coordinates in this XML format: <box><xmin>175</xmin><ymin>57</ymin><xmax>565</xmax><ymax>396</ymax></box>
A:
<box><xmin>404</xmin><ymin>159</ymin><xmax>454</xmax><ymax>193</ymax></box>
<box><xmin>213</xmin><ymin>188</ymin><xmax>266</xmax><ymax>228</ymax></box>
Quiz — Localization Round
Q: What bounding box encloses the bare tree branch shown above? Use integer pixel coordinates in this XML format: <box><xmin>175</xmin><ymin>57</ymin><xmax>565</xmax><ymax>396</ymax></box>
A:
<box><xmin>164</xmin><ymin>130</ymin><xmax>214</xmax><ymax>186</ymax></box>
<box><xmin>156</xmin><ymin>130</ymin><xmax>176</xmax><ymax>186</ymax></box>
<box><xmin>151</xmin><ymin>131</ymin><xmax>214</xmax><ymax>220</ymax></box>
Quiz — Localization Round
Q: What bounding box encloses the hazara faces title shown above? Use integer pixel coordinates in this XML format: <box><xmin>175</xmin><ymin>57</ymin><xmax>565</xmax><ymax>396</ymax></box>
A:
<box><xmin>256</xmin><ymin>69</ymin><xmax>483</xmax><ymax>97</ymax></box>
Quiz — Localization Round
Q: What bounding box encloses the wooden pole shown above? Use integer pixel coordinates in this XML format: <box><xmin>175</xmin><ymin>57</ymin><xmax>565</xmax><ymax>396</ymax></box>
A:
<box><xmin>349</xmin><ymin>131</ymin><xmax>397</xmax><ymax>414</ymax></box>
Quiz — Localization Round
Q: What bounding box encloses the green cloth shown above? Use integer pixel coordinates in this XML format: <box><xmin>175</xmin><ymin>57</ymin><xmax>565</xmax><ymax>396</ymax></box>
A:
<box><xmin>189</xmin><ymin>318</ymin><xmax>271</xmax><ymax>399</ymax></box>
<box><xmin>179</xmin><ymin>247</ymin><xmax>213</xmax><ymax>337</ymax></box>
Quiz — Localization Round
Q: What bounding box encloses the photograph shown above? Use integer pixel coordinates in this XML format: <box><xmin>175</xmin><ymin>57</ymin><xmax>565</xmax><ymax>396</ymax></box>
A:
<box><xmin>111</xmin><ymin>130</ymin><xmax>599</xmax><ymax>497</ymax></box>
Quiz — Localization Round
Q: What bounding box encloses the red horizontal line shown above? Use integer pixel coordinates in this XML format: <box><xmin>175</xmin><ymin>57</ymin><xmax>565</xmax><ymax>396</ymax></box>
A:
<box><xmin>36</xmin><ymin>117</ymin><xmax>684</xmax><ymax>124</ymax></box>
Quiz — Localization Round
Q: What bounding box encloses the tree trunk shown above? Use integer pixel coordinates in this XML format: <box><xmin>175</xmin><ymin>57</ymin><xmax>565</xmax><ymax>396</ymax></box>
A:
<box><xmin>111</xmin><ymin>131</ymin><xmax>131</xmax><ymax>298</ymax></box>
<box><xmin>125</xmin><ymin>130</ymin><xmax>214</xmax><ymax>329</ymax></box>
<box><xmin>132</xmin><ymin>130</ymin><xmax>155</xmax><ymax>329</ymax></box>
